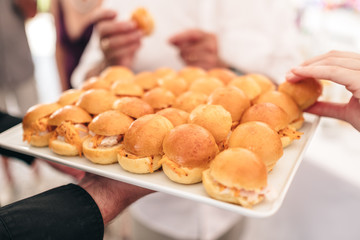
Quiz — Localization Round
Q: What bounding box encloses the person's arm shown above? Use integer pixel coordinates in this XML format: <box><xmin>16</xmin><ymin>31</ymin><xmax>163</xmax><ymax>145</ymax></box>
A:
<box><xmin>286</xmin><ymin>50</ymin><xmax>360</xmax><ymax>132</ymax></box>
<box><xmin>50</xmin><ymin>0</ymin><xmax>72</xmax><ymax>91</ymax></box>
<box><xmin>0</xmin><ymin>174</ymin><xmax>152</xmax><ymax>240</ymax></box>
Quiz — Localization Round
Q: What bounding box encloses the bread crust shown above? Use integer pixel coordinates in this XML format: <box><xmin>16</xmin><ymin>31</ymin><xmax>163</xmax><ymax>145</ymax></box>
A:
<box><xmin>228</xmin><ymin>121</ymin><xmax>283</xmax><ymax>171</ymax></box>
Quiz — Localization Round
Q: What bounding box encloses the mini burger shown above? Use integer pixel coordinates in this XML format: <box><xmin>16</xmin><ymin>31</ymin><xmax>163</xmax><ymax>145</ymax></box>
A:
<box><xmin>81</xmin><ymin>76</ymin><xmax>111</xmax><ymax>91</ymax></box>
<box><xmin>189</xmin><ymin>104</ymin><xmax>232</xmax><ymax>148</ymax></box>
<box><xmin>228</xmin><ymin>76</ymin><xmax>262</xmax><ymax>101</ymax></box>
<box><xmin>133</xmin><ymin>71</ymin><xmax>158</xmax><ymax>91</ymax></box>
<box><xmin>254</xmin><ymin>90</ymin><xmax>304</xmax><ymax>130</ymax></box>
<box><xmin>240</xmin><ymin>102</ymin><xmax>303</xmax><ymax>148</ymax></box>
<box><xmin>207</xmin><ymin>86</ymin><xmax>251</xmax><ymax>128</ymax></box>
<box><xmin>161</xmin><ymin>124</ymin><xmax>219</xmax><ymax>184</ymax></box>
<box><xmin>112</xmin><ymin>97</ymin><xmax>154</xmax><ymax>119</ymax></box>
<box><xmin>117</xmin><ymin>114</ymin><xmax>174</xmax><ymax>174</ymax></box>
<box><xmin>173</xmin><ymin>91</ymin><xmax>208</xmax><ymax>113</ymax></box>
<box><xmin>154</xmin><ymin>67</ymin><xmax>177</xmax><ymax>80</ymax></box>
<box><xmin>207</xmin><ymin>68</ymin><xmax>237</xmax><ymax>85</ymax></box>
<box><xmin>202</xmin><ymin>147</ymin><xmax>268</xmax><ymax>208</ymax></box>
<box><xmin>246</xmin><ymin>73</ymin><xmax>276</xmax><ymax>95</ymax></box>
<box><xmin>99</xmin><ymin>66</ymin><xmax>134</xmax><ymax>85</ymax></box>
<box><xmin>22</xmin><ymin>103</ymin><xmax>62</xmax><ymax>147</ymax></box>
<box><xmin>76</xmin><ymin>89</ymin><xmax>117</xmax><ymax>116</ymax></box>
<box><xmin>278</xmin><ymin>78</ymin><xmax>323</xmax><ymax>110</ymax></box>
<box><xmin>57</xmin><ymin>89</ymin><xmax>84</xmax><ymax>106</ymax></box>
<box><xmin>83</xmin><ymin>110</ymin><xmax>133</xmax><ymax>164</ymax></box>
<box><xmin>142</xmin><ymin>87</ymin><xmax>176</xmax><ymax>111</ymax></box>
<box><xmin>111</xmin><ymin>81</ymin><xmax>144</xmax><ymax>98</ymax></box>
<box><xmin>156</xmin><ymin>107</ymin><xmax>189</xmax><ymax>127</ymax></box>
<box><xmin>228</xmin><ymin>121</ymin><xmax>283</xmax><ymax>172</ymax></box>
<box><xmin>178</xmin><ymin>66</ymin><xmax>207</xmax><ymax>86</ymax></box>
<box><xmin>131</xmin><ymin>7</ymin><xmax>155</xmax><ymax>36</ymax></box>
<box><xmin>157</xmin><ymin>75</ymin><xmax>188</xmax><ymax>97</ymax></box>
<box><xmin>48</xmin><ymin>105</ymin><xmax>92</xmax><ymax>156</ymax></box>
<box><xmin>189</xmin><ymin>76</ymin><xmax>224</xmax><ymax>96</ymax></box>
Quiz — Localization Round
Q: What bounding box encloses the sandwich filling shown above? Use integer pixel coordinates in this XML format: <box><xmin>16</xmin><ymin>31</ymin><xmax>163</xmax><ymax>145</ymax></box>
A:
<box><xmin>50</xmin><ymin>122</ymin><xmax>88</xmax><ymax>155</ymax></box>
<box><xmin>23</xmin><ymin>117</ymin><xmax>53</xmax><ymax>142</ymax></box>
<box><xmin>160</xmin><ymin>156</ymin><xmax>189</xmax><ymax>177</ymax></box>
<box><xmin>209</xmin><ymin>174</ymin><xmax>268</xmax><ymax>203</ymax></box>
<box><xmin>87</xmin><ymin>131</ymin><xmax>123</xmax><ymax>148</ymax></box>
<box><xmin>118</xmin><ymin>147</ymin><xmax>161</xmax><ymax>173</ymax></box>
<box><xmin>278</xmin><ymin>126</ymin><xmax>303</xmax><ymax>142</ymax></box>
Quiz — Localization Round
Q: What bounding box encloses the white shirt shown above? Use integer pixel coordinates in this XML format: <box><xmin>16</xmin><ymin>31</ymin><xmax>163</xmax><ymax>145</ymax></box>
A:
<box><xmin>72</xmin><ymin>0</ymin><xmax>303</xmax><ymax>88</ymax></box>
<box><xmin>71</xmin><ymin>1</ymin><xmax>304</xmax><ymax>239</ymax></box>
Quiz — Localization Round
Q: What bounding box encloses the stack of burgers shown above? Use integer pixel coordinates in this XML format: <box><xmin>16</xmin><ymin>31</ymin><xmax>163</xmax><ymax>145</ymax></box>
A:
<box><xmin>22</xmin><ymin>65</ymin><xmax>322</xmax><ymax>208</ymax></box>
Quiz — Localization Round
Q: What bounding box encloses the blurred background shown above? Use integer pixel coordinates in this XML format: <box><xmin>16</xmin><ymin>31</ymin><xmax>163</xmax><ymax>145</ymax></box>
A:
<box><xmin>1</xmin><ymin>0</ymin><xmax>360</xmax><ymax>239</ymax></box>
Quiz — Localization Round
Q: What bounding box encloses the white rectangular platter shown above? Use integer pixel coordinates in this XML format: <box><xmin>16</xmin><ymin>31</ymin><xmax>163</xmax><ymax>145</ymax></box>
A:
<box><xmin>0</xmin><ymin>113</ymin><xmax>319</xmax><ymax>218</ymax></box>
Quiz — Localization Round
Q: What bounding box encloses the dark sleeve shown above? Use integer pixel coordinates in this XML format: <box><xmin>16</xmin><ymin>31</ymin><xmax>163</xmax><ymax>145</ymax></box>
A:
<box><xmin>0</xmin><ymin>184</ymin><xmax>104</xmax><ymax>240</ymax></box>
<box><xmin>0</xmin><ymin>111</ymin><xmax>35</xmax><ymax>165</ymax></box>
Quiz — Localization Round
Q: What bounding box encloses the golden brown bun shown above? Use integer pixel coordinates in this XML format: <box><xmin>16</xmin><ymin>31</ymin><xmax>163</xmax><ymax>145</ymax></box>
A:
<box><xmin>202</xmin><ymin>148</ymin><xmax>267</xmax><ymax>207</ymax></box>
<box><xmin>142</xmin><ymin>87</ymin><xmax>176</xmax><ymax>110</ymax></box>
<box><xmin>118</xmin><ymin>151</ymin><xmax>162</xmax><ymax>174</ymax></box>
<box><xmin>154</xmin><ymin>67</ymin><xmax>177</xmax><ymax>79</ymax></box>
<box><xmin>228</xmin><ymin>76</ymin><xmax>262</xmax><ymax>100</ymax></box>
<box><xmin>123</xmin><ymin>114</ymin><xmax>173</xmax><ymax>157</ymax></box>
<box><xmin>81</xmin><ymin>77</ymin><xmax>111</xmax><ymax>90</ymax></box>
<box><xmin>49</xmin><ymin>139</ymin><xmax>80</xmax><ymax>156</ymax></box>
<box><xmin>178</xmin><ymin>67</ymin><xmax>207</xmax><ymax>85</ymax></box>
<box><xmin>189</xmin><ymin>77</ymin><xmax>224</xmax><ymax>96</ymax></box>
<box><xmin>111</xmin><ymin>81</ymin><xmax>144</xmax><ymax>97</ymax></box>
<box><xmin>133</xmin><ymin>71</ymin><xmax>158</xmax><ymax>91</ymax></box>
<box><xmin>228</xmin><ymin>121</ymin><xmax>283</xmax><ymax>171</ymax></box>
<box><xmin>173</xmin><ymin>91</ymin><xmax>207</xmax><ymax>113</ymax></box>
<box><xmin>189</xmin><ymin>104</ymin><xmax>232</xmax><ymax>144</ymax></box>
<box><xmin>131</xmin><ymin>7</ymin><xmax>154</xmax><ymax>36</ymax></box>
<box><xmin>241</xmin><ymin>103</ymin><xmax>290</xmax><ymax>132</ymax></box>
<box><xmin>163</xmin><ymin>124</ymin><xmax>218</xmax><ymax>169</ymax></box>
<box><xmin>57</xmin><ymin>89</ymin><xmax>84</xmax><ymax>106</ymax></box>
<box><xmin>157</xmin><ymin>76</ymin><xmax>188</xmax><ymax>97</ymax></box>
<box><xmin>88</xmin><ymin>110</ymin><xmax>133</xmax><ymax>136</ymax></box>
<box><xmin>27</xmin><ymin>133</ymin><xmax>52</xmax><ymax>147</ymax></box>
<box><xmin>278</xmin><ymin>78</ymin><xmax>323</xmax><ymax>110</ymax></box>
<box><xmin>82</xmin><ymin>138</ymin><xmax>120</xmax><ymax>164</ymax></box>
<box><xmin>22</xmin><ymin>103</ymin><xmax>62</xmax><ymax>130</ymax></box>
<box><xmin>76</xmin><ymin>89</ymin><xmax>117</xmax><ymax>115</ymax></box>
<box><xmin>48</xmin><ymin>105</ymin><xmax>92</xmax><ymax>126</ymax></box>
<box><xmin>156</xmin><ymin>108</ymin><xmax>189</xmax><ymax>127</ymax></box>
<box><xmin>99</xmin><ymin>66</ymin><xmax>134</xmax><ymax>85</ymax></box>
<box><xmin>161</xmin><ymin>156</ymin><xmax>207</xmax><ymax>184</ymax></box>
<box><xmin>246</xmin><ymin>73</ymin><xmax>276</xmax><ymax>94</ymax></box>
<box><xmin>253</xmin><ymin>90</ymin><xmax>301</xmax><ymax>123</ymax></box>
<box><xmin>112</xmin><ymin>97</ymin><xmax>154</xmax><ymax>119</ymax></box>
<box><xmin>289</xmin><ymin>113</ymin><xmax>304</xmax><ymax>130</ymax></box>
<box><xmin>207</xmin><ymin>86</ymin><xmax>251</xmax><ymax>123</ymax></box>
<box><xmin>208</xmin><ymin>148</ymin><xmax>267</xmax><ymax>190</ymax></box>
<box><xmin>207</xmin><ymin>68</ymin><xmax>237</xmax><ymax>85</ymax></box>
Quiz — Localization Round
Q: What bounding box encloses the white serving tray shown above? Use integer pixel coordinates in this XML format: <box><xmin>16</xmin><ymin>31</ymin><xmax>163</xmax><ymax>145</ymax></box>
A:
<box><xmin>0</xmin><ymin>113</ymin><xmax>320</xmax><ymax>218</ymax></box>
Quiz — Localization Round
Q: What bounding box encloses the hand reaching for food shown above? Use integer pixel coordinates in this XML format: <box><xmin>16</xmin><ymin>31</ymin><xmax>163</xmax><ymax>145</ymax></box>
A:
<box><xmin>96</xmin><ymin>7</ymin><xmax>154</xmax><ymax>68</ymax></box>
<box><xmin>286</xmin><ymin>50</ymin><xmax>360</xmax><ymax>132</ymax></box>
